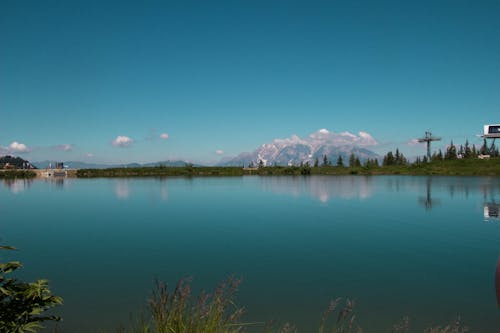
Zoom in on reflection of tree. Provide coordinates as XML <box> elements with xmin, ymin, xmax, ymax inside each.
<box><xmin>418</xmin><ymin>177</ymin><xmax>441</xmax><ymax>211</ymax></box>
<box><xmin>2</xmin><ymin>179</ymin><xmax>33</xmax><ymax>194</ymax></box>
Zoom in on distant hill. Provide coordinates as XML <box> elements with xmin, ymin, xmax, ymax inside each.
<box><xmin>0</xmin><ymin>155</ymin><xmax>36</xmax><ymax>169</ymax></box>
<box><xmin>219</xmin><ymin>129</ymin><xmax>380</xmax><ymax>166</ymax></box>
<box><xmin>32</xmin><ymin>160</ymin><xmax>199</xmax><ymax>169</ymax></box>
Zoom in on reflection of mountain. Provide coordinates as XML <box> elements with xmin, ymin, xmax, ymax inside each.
<box><xmin>260</xmin><ymin>176</ymin><xmax>373</xmax><ymax>202</ymax></box>
<box><xmin>114</xmin><ymin>180</ymin><xmax>130</xmax><ymax>199</ymax></box>
<box><xmin>113</xmin><ymin>179</ymin><xmax>169</xmax><ymax>201</ymax></box>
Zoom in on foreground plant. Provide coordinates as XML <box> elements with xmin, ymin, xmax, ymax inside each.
<box><xmin>139</xmin><ymin>275</ymin><xmax>246</xmax><ymax>333</ymax></box>
<box><xmin>117</xmin><ymin>277</ymin><xmax>472</xmax><ymax>333</ymax></box>
<box><xmin>319</xmin><ymin>297</ymin><xmax>361</xmax><ymax>333</ymax></box>
<box><xmin>0</xmin><ymin>245</ymin><xmax>63</xmax><ymax>333</ymax></box>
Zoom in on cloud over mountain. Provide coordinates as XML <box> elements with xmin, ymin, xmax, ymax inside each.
<box><xmin>8</xmin><ymin>141</ymin><xmax>31</xmax><ymax>153</ymax></box>
<box><xmin>220</xmin><ymin>129</ymin><xmax>379</xmax><ymax>166</ymax></box>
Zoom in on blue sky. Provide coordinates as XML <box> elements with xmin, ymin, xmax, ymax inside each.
<box><xmin>1</xmin><ymin>0</ymin><xmax>499</xmax><ymax>164</ymax></box>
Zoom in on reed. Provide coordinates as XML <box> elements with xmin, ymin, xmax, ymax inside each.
<box><xmin>113</xmin><ymin>277</ymin><xmax>470</xmax><ymax>333</ymax></box>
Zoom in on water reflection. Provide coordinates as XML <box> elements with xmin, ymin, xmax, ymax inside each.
<box><xmin>50</xmin><ymin>177</ymin><xmax>66</xmax><ymax>189</ymax></box>
<box><xmin>496</xmin><ymin>258</ymin><xmax>500</xmax><ymax>308</ymax></box>
<box><xmin>484</xmin><ymin>203</ymin><xmax>500</xmax><ymax>220</ymax></box>
<box><xmin>418</xmin><ymin>177</ymin><xmax>441</xmax><ymax>210</ymax></box>
<box><xmin>261</xmin><ymin>176</ymin><xmax>373</xmax><ymax>202</ymax></box>
<box><xmin>2</xmin><ymin>179</ymin><xmax>33</xmax><ymax>194</ymax></box>
<box><xmin>114</xmin><ymin>179</ymin><xmax>130</xmax><ymax>199</ymax></box>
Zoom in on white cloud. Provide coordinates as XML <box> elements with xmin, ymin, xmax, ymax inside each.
<box><xmin>85</xmin><ymin>153</ymin><xmax>94</xmax><ymax>158</ymax></box>
<box><xmin>215</xmin><ymin>149</ymin><xmax>224</xmax><ymax>155</ymax></box>
<box><xmin>357</xmin><ymin>131</ymin><xmax>377</xmax><ymax>146</ymax></box>
<box><xmin>308</xmin><ymin>129</ymin><xmax>378</xmax><ymax>147</ymax></box>
<box><xmin>160</xmin><ymin>133</ymin><xmax>169</xmax><ymax>140</ymax></box>
<box><xmin>408</xmin><ymin>139</ymin><xmax>420</xmax><ymax>146</ymax></box>
<box><xmin>53</xmin><ymin>144</ymin><xmax>74</xmax><ymax>151</ymax></box>
<box><xmin>9</xmin><ymin>141</ymin><xmax>31</xmax><ymax>153</ymax></box>
<box><xmin>112</xmin><ymin>136</ymin><xmax>133</xmax><ymax>147</ymax></box>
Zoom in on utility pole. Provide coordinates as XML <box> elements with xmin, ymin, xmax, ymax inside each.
<box><xmin>417</xmin><ymin>131</ymin><xmax>441</xmax><ymax>161</ymax></box>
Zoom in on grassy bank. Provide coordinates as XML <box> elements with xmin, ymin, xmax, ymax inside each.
<box><xmin>76</xmin><ymin>158</ymin><xmax>500</xmax><ymax>178</ymax></box>
<box><xmin>0</xmin><ymin>170</ymin><xmax>37</xmax><ymax>179</ymax></box>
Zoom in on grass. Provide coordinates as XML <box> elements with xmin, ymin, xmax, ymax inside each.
<box><xmin>112</xmin><ymin>277</ymin><xmax>470</xmax><ymax>333</ymax></box>
<box><xmin>115</xmin><ymin>276</ymin><xmax>246</xmax><ymax>333</ymax></box>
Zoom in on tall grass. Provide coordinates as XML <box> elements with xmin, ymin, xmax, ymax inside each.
<box><xmin>116</xmin><ymin>276</ymin><xmax>247</xmax><ymax>333</ymax></box>
<box><xmin>113</xmin><ymin>277</ymin><xmax>470</xmax><ymax>333</ymax></box>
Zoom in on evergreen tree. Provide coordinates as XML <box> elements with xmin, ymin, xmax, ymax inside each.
<box><xmin>336</xmin><ymin>155</ymin><xmax>344</xmax><ymax>167</ymax></box>
<box><xmin>349</xmin><ymin>153</ymin><xmax>356</xmax><ymax>167</ymax></box>
<box><xmin>480</xmin><ymin>139</ymin><xmax>489</xmax><ymax>155</ymax></box>
<box><xmin>464</xmin><ymin>140</ymin><xmax>472</xmax><ymax>159</ymax></box>
<box><xmin>314</xmin><ymin>157</ymin><xmax>319</xmax><ymax>167</ymax></box>
<box><xmin>437</xmin><ymin>149</ymin><xmax>443</xmax><ymax>160</ymax></box>
<box><xmin>445</xmin><ymin>141</ymin><xmax>457</xmax><ymax>160</ymax></box>
<box><xmin>383</xmin><ymin>151</ymin><xmax>395</xmax><ymax>166</ymax></box>
<box><xmin>258</xmin><ymin>159</ymin><xmax>264</xmax><ymax>168</ymax></box>
<box><xmin>471</xmin><ymin>144</ymin><xmax>478</xmax><ymax>158</ymax></box>
<box><xmin>323</xmin><ymin>155</ymin><xmax>329</xmax><ymax>166</ymax></box>
<box><xmin>458</xmin><ymin>145</ymin><xmax>464</xmax><ymax>158</ymax></box>
<box><xmin>355</xmin><ymin>157</ymin><xmax>361</xmax><ymax>167</ymax></box>
<box><xmin>394</xmin><ymin>148</ymin><xmax>407</xmax><ymax>165</ymax></box>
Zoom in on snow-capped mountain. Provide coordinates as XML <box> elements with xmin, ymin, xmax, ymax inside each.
<box><xmin>220</xmin><ymin>129</ymin><xmax>380</xmax><ymax>166</ymax></box>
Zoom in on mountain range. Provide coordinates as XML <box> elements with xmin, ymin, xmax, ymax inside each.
<box><xmin>32</xmin><ymin>160</ymin><xmax>197</xmax><ymax>169</ymax></box>
<box><xmin>12</xmin><ymin>129</ymin><xmax>381</xmax><ymax>169</ymax></box>
<box><xmin>219</xmin><ymin>129</ymin><xmax>380</xmax><ymax>166</ymax></box>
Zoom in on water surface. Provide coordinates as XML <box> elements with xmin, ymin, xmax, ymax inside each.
<box><xmin>1</xmin><ymin>176</ymin><xmax>500</xmax><ymax>332</ymax></box>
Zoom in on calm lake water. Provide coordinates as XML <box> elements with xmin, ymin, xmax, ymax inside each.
<box><xmin>1</xmin><ymin>176</ymin><xmax>500</xmax><ymax>332</ymax></box>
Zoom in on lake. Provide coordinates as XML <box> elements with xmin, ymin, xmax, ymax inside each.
<box><xmin>1</xmin><ymin>176</ymin><xmax>500</xmax><ymax>332</ymax></box>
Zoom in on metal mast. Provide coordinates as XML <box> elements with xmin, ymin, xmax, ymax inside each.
<box><xmin>417</xmin><ymin>131</ymin><xmax>441</xmax><ymax>161</ymax></box>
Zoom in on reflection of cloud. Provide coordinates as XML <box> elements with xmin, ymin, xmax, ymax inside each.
<box><xmin>261</xmin><ymin>176</ymin><xmax>373</xmax><ymax>203</ymax></box>
<box><xmin>114</xmin><ymin>180</ymin><xmax>130</xmax><ymax>199</ymax></box>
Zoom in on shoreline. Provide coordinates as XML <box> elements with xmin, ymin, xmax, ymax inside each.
<box><xmin>1</xmin><ymin>159</ymin><xmax>499</xmax><ymax>179</ymax></box>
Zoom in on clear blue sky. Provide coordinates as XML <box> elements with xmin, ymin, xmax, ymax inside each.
<box><xmin>1</xmin><ymin>0</ymin><xmax>499</xmax><ymax>164</ymax></box>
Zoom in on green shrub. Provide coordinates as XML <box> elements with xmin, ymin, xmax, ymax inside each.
<box><xmin>0</xmin><ymin>245</ymin><xmax>63</xmax><ymax>333</ymax></box>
